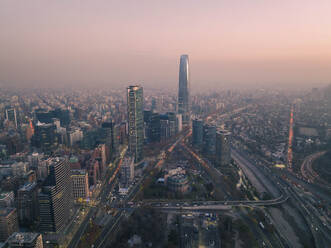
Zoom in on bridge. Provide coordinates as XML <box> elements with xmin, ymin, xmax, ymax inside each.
<box><xmin>128</xmin><ymin>194</ymin><xmax>289</xmax><ymax>212</ymax></box>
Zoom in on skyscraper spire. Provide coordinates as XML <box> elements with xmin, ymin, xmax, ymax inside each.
<box><xmin>177</xmin><ymin>54</ymin><xmax>190</xmax><ymax>124</ymax></box>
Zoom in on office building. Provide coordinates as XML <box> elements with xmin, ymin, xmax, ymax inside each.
<box><xmin>127</xmin><ymin>85</ymin><xmax>144</xmax><ymax>163</ymax></box>
<box><xmin>0</xmin><ymin>208</ymin><xmax>18</xmax><ymax>242</ymax></box>
<box><xmin>119</xmin><ymin>156</ymin><xmax>134</xmax><ymax>189</ymax></box>
<box><xmin>17</xmin><ymin>183</ymin><xmax>39</xmax><ymax>226</ymax></box>
<box><xmin>68</xmin><ymin>128</ymin><xmax>83</xmax><ymax>146</ymax></box>
<box><xmin>101</xmin><ymin>121</ymin><xmax>119</xmax><ymax>162</ymax></box>
<box><xmin>143</xmin><ymin>110</ymin><xmax>153</xmax><ymax>142</ymax></box>
<box><xmin>38</xmin><ymin>158</ymin><xmax>72</xmax><ymax>233</ymax></box>
<box><xmin>177</xmin><ymin>55</ymin><xmax>190</xmax><ymax>124</ymax></box>
<box><xmin>166</xmin><ymin>112</ymin><xmax>177</xmax><ymax>137</ymax></box>
<box><xmin>32</xmin><ymin>122</ymin><xmax>58</xmax><ymax>153</ymax></box>
<box><xmin>176</xmin><ymin>114</ymin><xmax>183</xmax><ymax>133</ymax></box>
<box><xmin>35</xmin><ymin>108</ymin><xmax>70</xmax><ymax>127</ymax></box>
<box><xmin>150</xmin><ymin>113</ymin><xmax>161</xmax><ymax>143</ymax></box>
<box><xmin>167</xmin><ymin>174</ymin><xmax>189</xmax><ymax>194</ymax></box>
<box><xmin>119</xmin><ymin>122</ymin><xmax>127</xmax><ymax>145</ymax></box>
<box><xmin>87</xmin><ymin>159</ymin><xmax>99</xmax><ymax>186</ymax></box>
<box><xmin>6</xmin><ymin>232</ymin><xmax>43</xmax><ymax>248</ymax></box>
<box><xmin>160</xmin><ymin>116</ymin><xmax>170</xmax><ymax>142</ymax></box>
<box><xmin>216</xmin><ymin>130</ymin><xmax>232</xmax><ymax>166</ymax></box>
<box><xmin>192</xmin><ymin>119</ymin><xmax>203</xmax><ymax>148</ymax></box>
<box><xmin>203</xmin><ymin>124</ymin><xmax>216</xmax><ymax>155</ymax></box>
<box><xmin>71</xmin><ymin>170</ymin><xmax>89</xmax><ymax>200</ymax></box>
<box><xmin>5</xmin><ymin>108</ymin><xmax>18</xmax><ymax>129</ymax></box>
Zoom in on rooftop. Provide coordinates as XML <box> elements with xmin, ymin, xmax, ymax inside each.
<box><xmin>7</xmin><ymin>232</ymin><xmax>41</xmax><ymax>244</ymax></box>
<box><xmin>71</xmin><ymin>169</ymin><xmax>87</xmax><ymax>176</ymax></box>
<box><xmin>19</xmin><ymin>182</ymin><xmax>37</xmax><ymax>192</ymax></box>
<box><xmin>0</xmin><ymin>207</ymin><xmax>15</xmax><ymax>217</ymax></box>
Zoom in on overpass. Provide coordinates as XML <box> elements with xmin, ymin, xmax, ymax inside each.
<box><xmin>134</xmin><ymin>194</ymin><xmax>289</xmax><ymax>212</ymax></box>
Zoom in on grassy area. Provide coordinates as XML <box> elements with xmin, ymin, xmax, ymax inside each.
<box><xmin>77</xmin><ymin>221</ymin><xmax>102</xmax><ymax>248</ymax></box>
<box><xmin>313</xmin><ymin>150</ymin><xmax>331</xmax><ymax>181</ymax></box>
<box><xmin>107</xmin><ymin>208</ymin><xmax>167</xmax><ymax>248</ymax></box>
<box><xmin>233</xmin><ymin>219</ymin><xmax>258</xmax><ymax>248</ymax></box>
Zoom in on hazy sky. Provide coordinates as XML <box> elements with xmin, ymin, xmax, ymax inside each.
<box><xmin>1</xmin><ymin>0</ymin><xmax>331</xmax><ymax>90</ymax></box>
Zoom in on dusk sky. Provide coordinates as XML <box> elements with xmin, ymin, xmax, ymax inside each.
<box><xmin>1</xmin><ymin>0</ymin><xmax>331</xmax><ymax>90</ymax></box>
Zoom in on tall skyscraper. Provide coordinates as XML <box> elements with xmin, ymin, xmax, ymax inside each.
<box><xmin>127</xmin><ymin>85</ymin><xmax>144</xmax><ymax>163</ymax></box>
<box><xmin>38</xmin><ymin>158</ymin><xmax>73</xmax><ymax>232</ymax></box>
<box><xmin>178</xmin><ymin>54</ymin><xmax>190</xmax><ymax>124</ymax></box>
<box><xmin>216</xmin><ymin>130</ymin><xmax>232</xmax><ymax>166</ymax></box>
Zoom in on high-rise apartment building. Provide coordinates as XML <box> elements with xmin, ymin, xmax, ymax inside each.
<box><xmin>216</xmin><ymin>130</ymin><xmax>232</xmax><ymax>166</ymax></box>
<box><xmin>127</xmin><ymin>85</ymin><xmax>144</xmax><ymax>163</ymax></box>
<box><xmin>178</xmin><ymin>55</ymin><xmax>190</xmax><ymax>124</ymax></box>
<box><xmin>38</xmin><ymin>158</ymin><xmax>72</xmax><ymax>233</ymax></box>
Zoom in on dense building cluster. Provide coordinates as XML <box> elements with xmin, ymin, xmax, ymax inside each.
<box><xmin>192</xmin><ymin>118</ymin><xmax>232</xmax><ymax>167</ymax></box>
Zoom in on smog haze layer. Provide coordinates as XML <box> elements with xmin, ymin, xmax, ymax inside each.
<box><xmin>1</xmin><ymin>0</ymin><xmax>331</xmax><ymax>90</ymax></box>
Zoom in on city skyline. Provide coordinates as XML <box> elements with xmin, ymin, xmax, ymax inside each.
<box><xmin>1</xmin><ymin>1</ymin><xmax>331</xmax><ymax>90</ymax></box>
<box><xmin>0</xmin><ymin>1</ymin><xmax>331</xmax><ymax>247</ymax></box>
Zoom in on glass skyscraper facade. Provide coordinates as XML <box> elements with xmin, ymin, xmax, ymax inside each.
<box><xmin>38</xmin><ymin>157</ymin><xmax>73</xmax><ymax>232</ymax></box>
<box><xmin>177</xmin><ymin>54</ymin><xmax>190</xmax><ymax>124</ymax></box>
<box><xmin>192</xmin><ymin>118</ymin><xmax>203</xmax><ymax>148</ymax></box>
<box><xmin>216</xmin><ymin>130</ymin><xmax>232</xmax><ymax>166</ymax></box>
<box><xmin>127</xmin><ymin>85</ymin><xmax>144</xmax><ymax>163</ymax></box>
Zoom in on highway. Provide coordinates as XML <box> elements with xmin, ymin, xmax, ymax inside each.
<box><xmin>287</xmin><ymin>107</ymin><xmax>294</xmax><ymax>171</ymax></box>
<box><xmin>148</xmin><ymin>195</ymin><xmax>288</xmax><ymax>212</ymax></box>
<box><xmin>231</xmin><ymin>149</ymin><xmax>282</xmax><ymax>197</ymax></box>
<box><xmin>232</xmin><ymin>148</ymin><xmax>331</xmax><ymax>248</ymax></box>
<box><xmin>300</xmin><ymin>151</ymin><xmax>331</xmax><ymax>189</ymax></box>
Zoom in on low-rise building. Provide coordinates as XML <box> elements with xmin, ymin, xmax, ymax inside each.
<box><xmin>5</xmin><ymin>232</ymin><xmax>43</xmax><ymax>248</ymax></box>
<box><xmin>71</xmin><ymin>170</ymin><xmax>89</xmax><ymax>200</ymax></box>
